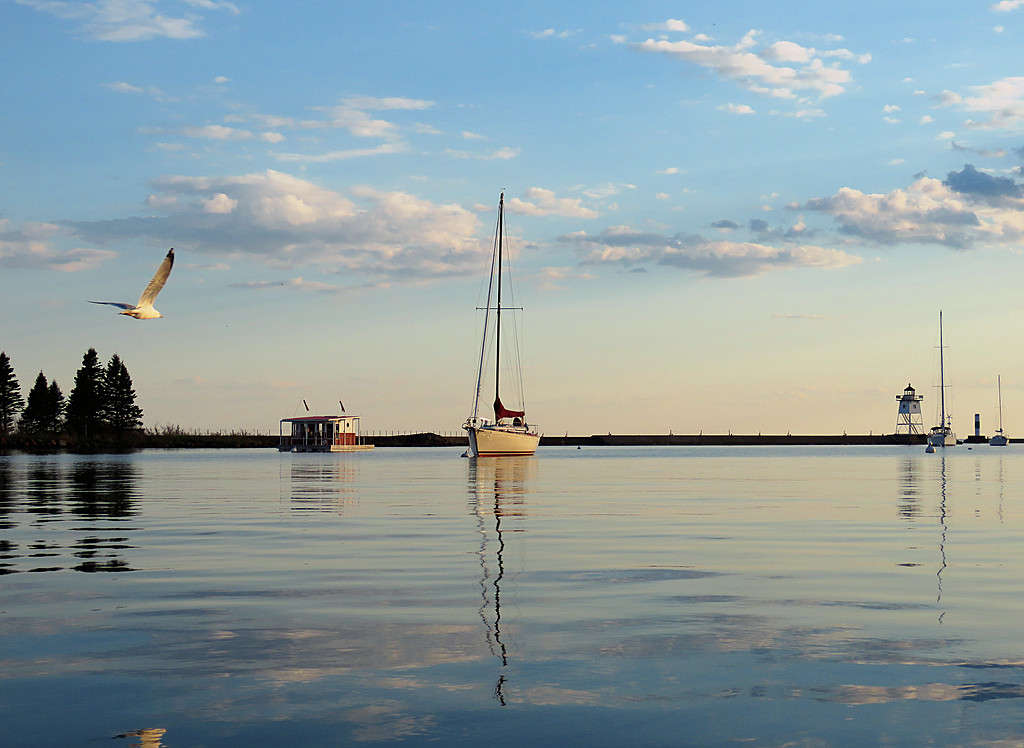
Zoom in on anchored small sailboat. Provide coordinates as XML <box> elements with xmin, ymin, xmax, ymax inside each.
<box><xmin>990</xmin><ymin>375</ymin><xmax>1009</xmax><ymax>446</ymax></box>
<box><xmin>927</xmin><ymin>311</ymin><xmax>957</xmax><ymax>450</ymax></box>
<box><xmin>464</xmin><ymin>193</ymin><xmax>540</xmax><ymax>457</ymax></box>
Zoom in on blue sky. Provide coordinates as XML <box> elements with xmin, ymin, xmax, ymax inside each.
<box><xmin>3</xmin><ymin>0</ymin><xmax>1024</xmax><ymax>435</ymax></box>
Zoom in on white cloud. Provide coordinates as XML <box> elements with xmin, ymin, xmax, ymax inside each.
<box><xmin>461</xmin><ymin>130</ymin><xmax>486</xmax><ymax>140</ymax></box>
<box><xmin>273</xmin><ymin>142</ymin><xmax>407</xmax><ymax>163</ymax></box>
<box><xmin>888</xmin><ymin>158</ymin><xmax>905</xmax><ymax>165</ymax></box>
<box><xmin>232</xmin><ymin>276</ymin><xmax>344</xmax><ymax>294</ymax></box>
<box><xmin>883</xmin><ymin>104</ymin><xmax>901</xmax><ymax>113</ymax></box>
<box><xmin>213</xmin><ymin>75</ymin><xmax>230</xmax><ymax>84</ymax></box>
<box><xmin>260</xmin><ymin>131</ymin><xmax>285</xmax><ymax>143</ymax></box>
<box><xmin>802</xmin><ymin>175</ymin><xmax>1024</xmax><ymax>249</ymax></box>
<box><xmin>412</xmin><ymin>123</ymin><xmax>442</xmax><ymax>135</ymax></box>
<box><xmin>643</xmin><ymin>18</ymin><xmax>689</xmax><ymax>32</ymax></box>
<box><xmin>182</xmin><ymin>0</ymin><xmax>239</xmax><ymax>14</ymax></box>
<box><xmin>183</xmin><ymin>124</ymin><xmax>253</xmax><ymax>140</ymax></box>
<box><xmin>994</xmin><ymin>25</ymin><xmax>1005</xmax><ymax>32</ymax></box>
<box><xmin>561</xmin><ymin>225</ymin><xmax>861</xmax><ymax>277</ymax></box>
<box><xmin>719</xmin><ymin>102</ymin><xmax>756</xmax><ymax>115</ymax></box>
<box><xmin>883</xmin><ymin>116</ymin><xmax>901</xmax><ymax>124</ymax></box>
<box><xmin>657</xmin><ymin>167</ymin><xmax>680</xmax><ymax>175</ymax></box>
<box><xmin>992</xmin><ymin>0</ymin><xmax>1024</xmax><ymax>11</ymax></box>
<box><xmin>67</xmin><ymin>170</ymin><xmax>490</xmax><ymax>284</ymax></box>
<box><xmin>506</xmin><ymin>187</ymin><xmax>598</xmax><ymax>218</ymax></box>
<box><xmin>632</xmin><ymin>30</ymin><xmax>868</xmax><ymax>104</ymax></box>
<box><xmin>937</xmin><ymin>130</ymin><xmax>956</xmax><ymax>140</ymax></box>
<box><xmin>913</xmin><ymin>89</ymin><xmax>926</xmax><ymax>96</ymax></box>
<box><xmin>202</xmin><ymin>193</ymin><xmax>237</xmax><ymax>214</ymax></box>
<box><xmin>17</xmin><ymin>0</ymin><xmax>206</xmax><ymax>41</ymax></box>
<box><xmin>444</xmin><ymin>146</ymin><xmax>520</xmax><ymax>160</ymax></box>
<box><xmin>0</xmin><ymin>220</ymin><xmax>116</xmax><ymax>272</ymax></box>
<box><xmin>103</xmin><ymin>80</ymin><xmax>169</xmax><ymax>100</ymax></box>
<box><xmin>529</xmin><ymin>28</ymin><xmax>578</xmax><ymax>39</ymax></box>
<box><xmin>535</xmin><ymin>266</ymin><xmax>594</xmax><ymax>290</ymax></box>
<box><xmin>655</xmin><ymin>192</ymin><xmax>670</xmax><ymax>200</ymax></box>
<box><xmin>920</xmin><ymin>115</ymin><xmax>934</xmax><ymax>124</ymax></box>
<box><xmin>936</xmin><ymin>76</ymin><xmax>1024</xmax><ymax>130</ymax></box>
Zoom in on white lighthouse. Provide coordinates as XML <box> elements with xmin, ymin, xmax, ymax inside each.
<box><xmin>896</xmin><ymin>383</ymin><xmax>924</xmax><ymax>435</ymax></box>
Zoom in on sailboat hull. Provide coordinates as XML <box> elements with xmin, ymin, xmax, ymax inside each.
<box><xmin>927</xmin><ymin>429</ymin><xmax>957</xmax><ymax>447</ymax></box>
<box><xmin>990</xmin><ymin>433</ymin><xmax>1009</xmax><ymax>446</ymax></box>
<box><xmin>466</xmin><ymin>426</ymin><xmax>540</xmax><ymax>457</ymax></box>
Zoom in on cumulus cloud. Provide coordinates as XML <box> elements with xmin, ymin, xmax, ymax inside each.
<box><xmin>943</xmin><ymin>163</ymin><xmax>1021</xmax><ymax>197</ymax></box>
<box><xmin>0</xmin><ymin>220</ymin><xmax>116</xmax><ymax>272</ymax></box>
<box><xmin>102</xmin><ymin>80</ymin><xmax>170</xmax><ymax>101</ymax></box>
<box><xmin>992</xmin><ymin>0</ymin><xmax>1024</xmax><ymax>11</ymax></box>
<box><xmin>183</xmin><ymin>124</ymin><xmax>254</xmax><ymax>140</ymax></box>
<box><xmin>802</xmin><ymin>172</ymin><xmax>1024</xmax><ymax>248</ymax></box>
<box><xmin>65</xmin><ymin>170</ymin><xmax>490</xmax><ymax>284</ymax></box>
<box><xmin>506</xmin><ymin>188</ymin><xmax>598</xmax><ymax>218</ymax></box>
<box><xmin>642</xmin><ymin>18</ymin><xmax>689</xmax><ymax>32</ymax></box>
<box><xmin>630</xmin><ymin>29</ymin><xmax>869</xmax><ymax>105</ymax></box>
<box><xmin>558</xmin><ymin>225</ymin><xmax>860</xmax><ymax>278</ymax></box>
<box><xmin>657</xmin><ymin>167</ymin><xmax>680</xmax><ymax>175</ymax></box>
<box><xmin>936</xmin><ymin>76</ymin><xmax>1024</xmax><ymax>130</ymax></box>
<box><xmin>920</xmin><ymin>115</ymin><xmax>934</xmax><ymax>124</ymax></box>
<box><xmin>535</xmin><ymin>266</ymin><xmax>594</xmax><ymax>290</ymax></box>
<box><xmin>17</xmin><ymin>0</ymin><xmax>208</xmax><ymax>41</ymax></box>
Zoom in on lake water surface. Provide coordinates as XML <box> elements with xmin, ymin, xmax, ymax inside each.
<box><xmin>2</xmin><ymin>446</ymin><xmax>1024</xmax><ymax>746</ymax></box>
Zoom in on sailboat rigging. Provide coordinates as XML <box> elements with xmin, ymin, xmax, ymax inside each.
<box><xmin>990</xmin><ymin>375</ymin><xmax>1009</xmax><ymax>446</ymax></box>
<box><xmin>464</xmin><ymin>193</ymin><xmax>540</xmax><ymax>457</ymax></box>
<box><xmin>927</xmin><ymin>310</ymin><xmax>957</xmax><ymax>449</ymax></box>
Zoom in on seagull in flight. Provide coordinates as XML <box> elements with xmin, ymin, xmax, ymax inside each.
<box><xmin>90</xmin><ymin>248</ymin><xmax>174</xmax><ymax>319</ymax></box>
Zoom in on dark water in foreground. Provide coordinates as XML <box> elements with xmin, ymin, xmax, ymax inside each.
<box><xmin>2</xmin><ymin>446</ymin><xmax>1023</xmax><ymax>746</ymax></box>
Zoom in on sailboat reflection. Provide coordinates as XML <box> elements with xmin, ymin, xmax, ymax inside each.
<box><xmin>467</xmin><ymin>456</ymin><xmax>535</xmax><ymax>706</ymax></box>
<box><xmin>936</xmin><ymin>456</ymin><xmax>948</xmax><ymax>624</ymax></box>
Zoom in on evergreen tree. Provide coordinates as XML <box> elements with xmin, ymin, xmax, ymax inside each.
<box><xmin>66</xmin><ymin>348</ymin><xmax>105</xmax><ymax>439</ymax></box>
<box><xmin>103</xmin><ymin>354</ymin><xmax>143</xmax><ymax>432</ymax></box>
<box><xmin>0</xmin><ymin>351</ymin><xmax>24</xmax><ymax>437</ymax></box>
<box><xmin>46</xmin><ymin>380</ymin><xmax>65</xmax><ymax>433</ymax></box>
<box><xmin>18</xmin><ymin>372</ymin><xmax>50</xmax><ymax>435</ymax></box>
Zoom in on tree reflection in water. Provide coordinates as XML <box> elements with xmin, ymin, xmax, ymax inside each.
<box><xmin>467</xmin><ymin>456</ymin><xmax>535</xmax><ymax>707</ymax></box>
<box><xmin>0</xmin><ymin>456</ymin><xmax>139</xmax><ymax>573</ymax></box>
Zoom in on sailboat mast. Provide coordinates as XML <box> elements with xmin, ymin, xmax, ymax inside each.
<box><xmin>998</xmin><ymin>375</ymin><xmax>1004</xmax><ymax>433</ymax></box>
<box><xmin>471</xmin><ymin>198</ymin><xmax>501</xmax><ymax>423</ymax></box>
<box><xmin>495</xmin><ymin>192</ymin><xmax>503</xmax><ymax>407</ymax></box>
<box><xmin>939</xmin><ymin>310</ymin><xmax>946</xmax><ymax>430</ymax></box>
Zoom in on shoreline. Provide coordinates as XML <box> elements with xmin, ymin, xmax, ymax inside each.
<box><xmin>3</xmin><ymin>432</ymin><xmax>1012</xmax><ymax>452</ymax></box>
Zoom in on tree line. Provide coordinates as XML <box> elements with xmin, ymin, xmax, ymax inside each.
<box><xmin>0</xmin><ymin>348</ymin><xmax>143</xmax><ymax>445</ymax></box>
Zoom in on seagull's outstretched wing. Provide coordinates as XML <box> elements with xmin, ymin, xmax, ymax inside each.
<box><xmin>137</xmin><ymin>248</ymin><xmax>174</xmax><ymax>307</ymax></box>
<box><xmin>89</xmin><ymin>301</ymin><xmax>135</xmax><ymax>310</ymax></box>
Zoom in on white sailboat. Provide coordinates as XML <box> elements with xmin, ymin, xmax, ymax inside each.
<box><xmin>927</xmin><ymin>310</ymin><xmax>957</xmax><ymax>449</ymax></box>
<box><xmin>990</xmin><ymin>375</ymin><xmax>1009</xmax><ymax>446</ymax></box>
<box><xmin>464</xmin><ymin>193</ymin><xmax>540</xmax><ymax>457</ymax></box>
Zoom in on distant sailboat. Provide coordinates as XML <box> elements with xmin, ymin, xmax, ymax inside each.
<box><xmin>990</xmin><ymin>375</ymin><xmax>1009</xmax><ymax>446</ymax></box>
<box><xmin>927</xmin><ymin>311</ymin><xmax>957</xmax><ymax>449</ymax></box>
<box><xmin>463</xmin><ymin>193</ymin><xmax>540</xmax><ymax>457</ymax></box>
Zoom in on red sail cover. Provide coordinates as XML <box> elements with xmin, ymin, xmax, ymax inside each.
<box><xmin>494</xmin><ymin>396</ymin><xmax>525</xmax><ymax>421</ymax></box>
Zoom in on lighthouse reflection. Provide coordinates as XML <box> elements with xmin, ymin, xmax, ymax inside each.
<box><xmin>467</xmin><ymin>456</ymin><xmax>535</xmax><ymax>706</ymax></box>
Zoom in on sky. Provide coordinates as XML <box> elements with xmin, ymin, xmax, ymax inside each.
<box><xmin>3</xmin><ymin>0</ymin><xmax>1024</xmax><ymax>436</ymax></box>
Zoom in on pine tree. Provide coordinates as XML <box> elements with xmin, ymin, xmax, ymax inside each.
<box><xmin>66</xmin><ymin>348</ymin><xmax>105</xmax><ymax>439</ymax></box>
<box><xmin>104</xmin><ymin>354</ymin><xmax>143</xmax><ymax>432</ymax></box>
<box><xmin>18</xmin><ymin>372</ymin><xmax>50</xmax><ymax>435</ymax></box>
<box><xmin>0</xmin><ymin>351</ymin><xmax>24</xmax><ymax>437</ymax></box>
<box><xmin>46</xmin><ymin>380</ymin><xmax>65</xmax><ymax>433</ymax></box>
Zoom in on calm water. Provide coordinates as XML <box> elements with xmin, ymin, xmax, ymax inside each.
<box><xmin>2</xmin><ymin>446</ymin><xmax>1024</xmax><ymax>746</ymax></box>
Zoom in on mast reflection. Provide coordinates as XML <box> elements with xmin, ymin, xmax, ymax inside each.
<box><xmin>467</xmin><ymin>456</ymin><xmax>535</xmax><ymax>707</ymax></box>
<box><xmin>936</xmin><ymin>456</ymin><xmax>948</xmax><ymax>624</ymax></box>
